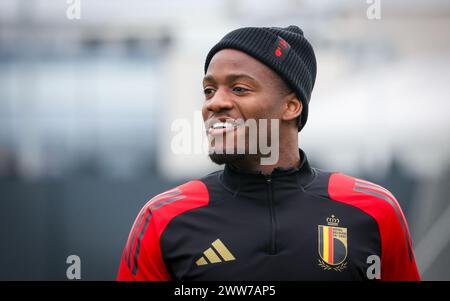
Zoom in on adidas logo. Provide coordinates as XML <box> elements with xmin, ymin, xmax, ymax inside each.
<box><xmin>195</xmin><ymin>239</ymin><xmax>236</xmax><ymax>266</ymax></box>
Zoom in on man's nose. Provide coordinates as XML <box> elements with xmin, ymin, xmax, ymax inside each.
<box><xmin>205</xmin><ymin>88</ymin><xmax>234</xmax><ymax>113</ymax></box>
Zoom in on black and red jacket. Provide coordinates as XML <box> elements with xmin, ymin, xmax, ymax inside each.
<box><xmin>117</xmin><ymin>149</ymin><xmax>420</xmax><ymax>281</ymax></box>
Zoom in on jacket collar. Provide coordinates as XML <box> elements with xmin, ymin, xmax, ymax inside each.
<box><xmin>219</xmin><ymin>148</ymin><xmax>316</xmax><ymax>195</ymax></box>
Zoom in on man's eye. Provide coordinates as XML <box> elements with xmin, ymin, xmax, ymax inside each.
<box><xmin>203</xmin><ymin>88</ymin><xmax>215</xmax><ymax>96</ymax></box>
<box><xmin>233</xmin><ymin>86</ymin><xmax>248</xmax><ymax>93</ymax></box>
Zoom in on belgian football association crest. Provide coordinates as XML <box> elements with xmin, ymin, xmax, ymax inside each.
<box><xmin>318</xmin><ymin>215</ymin><xmax>348</xmax><ymax>272</ymax></box>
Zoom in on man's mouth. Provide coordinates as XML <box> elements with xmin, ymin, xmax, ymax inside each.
<box><xmin>208</xmin><ymin>121</ymin><xmax>236</xmax><ymax>136</ymax></box>
<box><xmin>206</xmin><ymin>119</ymin><xmax>243</xmax><ymax>136</ymax></box>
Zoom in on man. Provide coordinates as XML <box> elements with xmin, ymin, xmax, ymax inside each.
<box><xmin>117</xmin><ymin>26</ymin><xmax>420</xmax><ymax>280</ymax></box>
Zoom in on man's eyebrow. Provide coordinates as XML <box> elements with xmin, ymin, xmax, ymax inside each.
<box><xmin>203</xmin><ymin>75</ymin><xmax>216</xmax><ymax>85</ymax></box>
<box><xmin>203</xmin><ymin>74</ymin><xmax>258</xmax><ymax>85</ymax></box>
<box><xmin>226</xmin><ymin>74</ymin><xmax>258</xmax><ymax>84</ymax></box>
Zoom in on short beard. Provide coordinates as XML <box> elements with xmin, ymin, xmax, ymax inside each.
<box><xmin>208</xmin><ymin>153</ymin><xmax>246</xmax><ymax>165</ymax></box>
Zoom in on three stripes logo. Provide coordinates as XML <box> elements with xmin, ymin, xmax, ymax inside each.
<box><xmin>196</xmin><ymin>239</ymin><xmax>236</xmax><ymax>266</ymax></box>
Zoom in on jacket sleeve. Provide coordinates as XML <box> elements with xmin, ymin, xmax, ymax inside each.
<box><xmin>116</xmin><ymin>180</ymin><xmax>210</xmax><ymax>281</ymax></box>
<box><xmin>116</xmin><ymin>200</ymin><xmax>172</xmax><ymax>281</ymax></box>
<box><xmin>377</xmin><ymin>194</ymin><xmax>420</xmax><ymax>281</ymax></box>
<box><xmin>354</xmin><ymin>179</ymin><xmax>420</xmax><ymax>280</ymax></box>
<box><xmin>328</xmin><ymin>173</ymin><xmax>421</xmax><ymax>281</ymax></box>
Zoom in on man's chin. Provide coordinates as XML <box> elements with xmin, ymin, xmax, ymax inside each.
<box><xmin>208</xmin><ymin>153</ymin><xmax>246</xmax><ymax>165</ymax></box>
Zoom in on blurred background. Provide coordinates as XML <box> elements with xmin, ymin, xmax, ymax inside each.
<box><xmin>0</xmin><ymin>0</ymin><xmax>449</xmax><ymax>280</ymax></box>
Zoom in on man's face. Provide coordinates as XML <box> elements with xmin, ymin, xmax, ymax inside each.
<box><xmin>202</xmin><ymin>49</ymin><xmax>290</xmax><ymax>165</ymax></box>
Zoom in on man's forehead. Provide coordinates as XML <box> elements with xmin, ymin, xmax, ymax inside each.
<box><xmin>203</xmin><ymin>73</ymin><xmax>257</xmax><ymax>85</ymax></box>
<box><xmin>205</xmin><ymin>49</ymin><xmax>276</xmax><ymax>82</ymax></box>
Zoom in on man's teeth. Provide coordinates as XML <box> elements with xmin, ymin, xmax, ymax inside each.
<box><xmin>212</xmin><ymin>122</ymin><xmax>234</xmax><ymax>129</ymax></box>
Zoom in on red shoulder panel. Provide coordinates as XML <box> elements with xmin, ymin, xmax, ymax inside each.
<box><xmin>117</xmin><ymin>180</ymin><xmax>210</xmax><ymax>281</ymax></box>
<box><xmin>328</xmin><ymin>173</ymin><xmax>420</xmax><ymax>281</ymax></box>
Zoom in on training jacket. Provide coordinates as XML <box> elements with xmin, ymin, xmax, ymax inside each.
<box><xmin>117</xmin><ymin>149</ymin><xmax>420</xmax><ymax>281</ymax></box>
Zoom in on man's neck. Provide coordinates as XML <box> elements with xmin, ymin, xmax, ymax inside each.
<box><xmin>230</xmin><ymin>136</ymin><xmax>300</xmax><ymax>175</ymax></box>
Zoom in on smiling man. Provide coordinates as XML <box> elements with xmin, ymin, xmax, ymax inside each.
<box><xmin>117</xmin><ymin>26</ymin><xmax>420</xmax><ymax>281</ymax></box>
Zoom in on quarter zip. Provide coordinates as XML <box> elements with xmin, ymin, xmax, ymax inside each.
<box><xmin>265</xmin><ymin>176</ymin><xmax>277</xmax><ymax>255</ymax></box>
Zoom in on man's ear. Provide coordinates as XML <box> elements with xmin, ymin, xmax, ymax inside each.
<box><xmin>282</xmin><ymin>92</ymin><xmax>302</xmax><ymax>122</ymax></box>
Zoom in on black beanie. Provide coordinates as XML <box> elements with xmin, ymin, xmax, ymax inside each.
<box><xmin>204</xmin><ymin>25</ymin><xmax>317</xmax><ymax>131</ymax></box>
